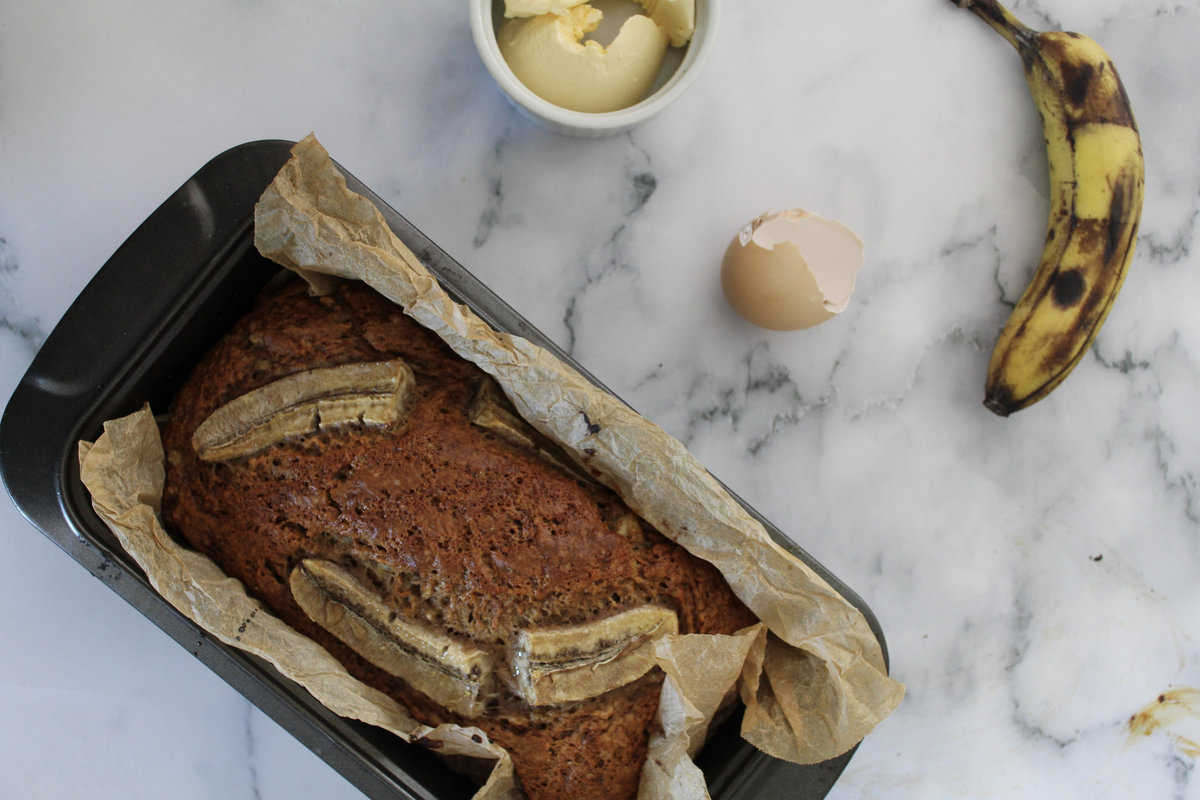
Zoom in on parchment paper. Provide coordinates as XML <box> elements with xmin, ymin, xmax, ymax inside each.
<box><xmin>80</xmin><ymin>134</ymin><xmax>903</xmax><ymax>799</ymax></box>
<box><xmin>79</xmin><ymin>411</ymin><xmax>522</xmax><ymax>799</ymax></box>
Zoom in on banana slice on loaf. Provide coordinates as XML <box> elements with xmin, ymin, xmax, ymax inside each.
<box><xmin>510</xmin><ymin>606</ymin><xmax>678</xmax><ymax>706</ymax></box>
<box><xmin>193</xmin><ymin>360</ymin><xmax>414</xmax><ymax>461</ymax></box>
<box><xmin>291</xmin><ymin>559</ymin><xmax>495</xmax><ymax>718</ymax></box>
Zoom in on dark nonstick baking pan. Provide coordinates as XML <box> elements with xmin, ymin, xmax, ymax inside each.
<box><xmin>0</xmin><ymin>140</ymin><xmax>889</xmax><ymax>800</ymax></box>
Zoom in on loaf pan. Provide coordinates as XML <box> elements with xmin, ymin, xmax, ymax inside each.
<box><xmin>0</xmin><ymin>140</ymin><xmax>889</xmax><ymax>800</ymax></box>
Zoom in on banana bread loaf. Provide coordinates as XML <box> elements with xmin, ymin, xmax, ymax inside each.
<box><xmin>160</xmin><ymin>279</ymin><xmax>757</xmax><ymax>799</ymax></box>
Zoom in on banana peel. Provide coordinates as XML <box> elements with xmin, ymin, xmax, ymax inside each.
<box><xmin>952</xmin><ymin>0</ymin><xmax>1145</xmax><ymax>416</ymax></box>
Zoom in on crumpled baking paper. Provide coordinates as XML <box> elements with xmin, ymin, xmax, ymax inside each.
<box><xmin>79</xmin><ymin>134</ymin><xmax>903</xmax><ymax>800</ymax></box>
<box><xmin>79</xmin><ymin>411</ymin><xmax>522</xmax><ymax>798</ymax></box>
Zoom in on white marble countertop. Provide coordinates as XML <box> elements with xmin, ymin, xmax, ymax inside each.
<box><xmin>2</xmin><ymin>1</ymin><xmax>1198</xmax><ymax>797</ymax></box>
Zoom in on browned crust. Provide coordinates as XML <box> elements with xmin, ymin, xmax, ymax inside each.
<box><xmin>160</xmin><ymin>279</ymin><xmax>756</xmax><ymax>800</ymax></box>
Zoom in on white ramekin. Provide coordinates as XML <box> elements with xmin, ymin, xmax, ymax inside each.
<box><xmin>469</xmin><ymin>0</ymin><xmax>719</xmax><ymax>137</ymax></box>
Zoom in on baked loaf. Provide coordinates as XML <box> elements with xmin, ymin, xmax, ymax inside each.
<box><xmin>161</xmin><ymin>279</ymin><xmax>757</xmax><ymax>799</ymax></box>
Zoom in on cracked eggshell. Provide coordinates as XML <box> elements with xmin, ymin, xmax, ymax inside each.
<box><xmin>498</xmin><ymin>5</ymin><xmax>668</xmax><ymax>113</ymax></box>
<box><xmin>721</xmin><ymin>209</ymin><xmax>864</xmax><ymax>331</ymax></box>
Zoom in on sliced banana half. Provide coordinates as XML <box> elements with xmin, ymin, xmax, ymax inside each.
<box><xmin>509</xmin><ymin>605</ymin><xmax>678</xmax><ymax>706</ymax></box>
<box><xmin>290</xmin><ymin>559</ymin><xmax>495</xmax><ymax>718</ymax></box>
<box><xmin>294</xmin><ymin>559</ymin><xmax>678</xmax><ymax>712</ymax></box>
<box><xmin>192</xmin><ymin>360</ymin><xmax>414</xmax><ymax>461</ymax></box>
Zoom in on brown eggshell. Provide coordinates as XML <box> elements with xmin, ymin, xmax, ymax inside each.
<box><xmin>720</xmin><ymin>210</ymin><xmax>863</xmax><ymax>331</ymax></box>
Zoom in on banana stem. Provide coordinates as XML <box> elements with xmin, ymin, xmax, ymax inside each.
<box><xmin>952</xmin><ymin>0</ymin><xmax>1037</xmax><ymax>52</ymax></box>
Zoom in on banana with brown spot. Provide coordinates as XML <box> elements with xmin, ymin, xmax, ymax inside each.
<box><xmin>952</xmin><ymin>0</ymin><xmax>1145</xmax><ymax>416</ymax></box>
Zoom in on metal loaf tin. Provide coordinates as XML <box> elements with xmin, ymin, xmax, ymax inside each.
<box><xmin>0</xmin><ymin>141</ymin><xmax>888</xmax><ymax>800</ymax></box>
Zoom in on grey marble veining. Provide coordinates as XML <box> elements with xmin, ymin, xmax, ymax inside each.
<box><xmin>1</xmin><ymin>0</ymin><xmax>1198</xmax><ymax>798</ymax></box>
<box><xmin>0</xmin><ymin>238</ymin><xmax>45</xmax><ymax>356</ymax></box>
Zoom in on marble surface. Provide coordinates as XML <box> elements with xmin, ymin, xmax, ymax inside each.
<box><xmin>2</xmin><ymin>0</ymin><xmax>1198</xmax><ymax>797</ymax></box>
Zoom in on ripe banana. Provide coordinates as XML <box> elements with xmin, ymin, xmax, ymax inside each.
<box><xmin>952</xmin><ymin>0</ymin><xmax>1145</xmax><ymax>416</ymax></box>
